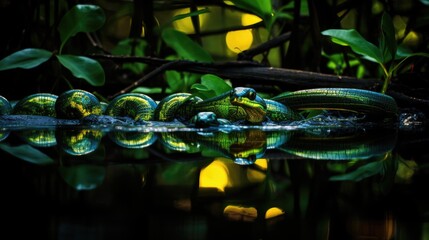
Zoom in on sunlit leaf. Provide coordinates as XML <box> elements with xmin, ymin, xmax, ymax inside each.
<box><xmin>56</xmin><ymin>55</ymin><xmax>105</xmax><ymax>86</ymax></box>
<box><xmin>58</xmin><ymin>4</ymin><xmax>105</xmax><ymax>52</ymax></box>
<box><xmin>322</xmin><ymin>29</ymin><xmax>383</xmax><ymax>63</ymax></box>
<box><xmin>0</xmin><ymin>48</ymin><xmax>52</xmax><ymax>71</ymax></box>
<box><xmin>59</xmin><ymin>165</ymin><xmax>105</xmax><ymax>190</ymax></box>
<box><xmin>161</xmin><ymin>28</ymin><xmax>213</xmax><ymax>62</ymax></box>
<box><xmin>379</xmin><ymin>12</ymin><xmax>396</xmax><ymax>63</ymax></box>
<box><xmin>0</xmin><ymin>143</ymin><xmax>54</xmax><ymax>165</ymax></box>
<box><xmin>230</xmin><ymin>0</ymin><xmax>273</xmax><ymax>26</ymax></box>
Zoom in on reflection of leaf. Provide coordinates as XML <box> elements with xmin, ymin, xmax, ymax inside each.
<box><xmin>0</xmin><ymin>143</ymin><xmax>54</xmax><ymax>165</ymax></box>
<box><xmin>329</xmin><ymin>161</ymin><xmax>384</xmax><ymax>181</ymax></box>
<box><xmin>56</xmin><ymin>55</ymin><xmax>105</xmax><ymax>86</ymax></box>
<box><xmin>0</xmin><ymin>48</ymin><xmax>52</xmax><ymax>71</ymax></box>
<box><xmin>160</xmin><ymin>163</ymin><xmax>198</xmax><ymax>186</ymax></box>
<box><xmin>59</xmin><ymin>165</ymin><xmax>105</xmax><ymax>190</ymax></box>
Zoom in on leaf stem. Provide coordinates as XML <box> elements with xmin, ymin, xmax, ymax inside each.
<box><xmin>380</xmin><ymin>63</ymin><xmax>390</xmax><ymax>94</ymax></box>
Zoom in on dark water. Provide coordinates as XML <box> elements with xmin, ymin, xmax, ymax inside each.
<box><xmin>1</xmin><ymin>117</ymin><xmax>428</xmax><ymax>240</ymax></box>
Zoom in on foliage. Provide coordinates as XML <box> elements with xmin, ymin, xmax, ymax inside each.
<box><xmin>0</xmin><ymin>143</ymin><xmax>54</xmax><ymax>165</ymax></box>
<box><xmin>111</xmin><ymin>38</ymin><xmax>148</xmax><ymax>75</ymax></box>
<box><xmin>0</xmin><ymin>4</ymin><xmax>105</xmax><ymax>86</ymax></box>
<box><xmin>0</xmin><ymin>0</ymin><xmax>428</xmax><ymax>102</ymax></box>
<box><xmin>322</xmin><ymin>12</ymin><xmax>429</xmax><ymax>93</ymax></box>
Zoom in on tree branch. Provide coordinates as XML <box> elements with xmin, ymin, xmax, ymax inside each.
<box><xmin>92</xmin><ymin>54</ymin><xmax>382</xmax><ymax>96</ymax></box>
<box><xmin>94</xmin><ymin>55</ymin><xmax>429</xmax><ymax>111</ymax></box>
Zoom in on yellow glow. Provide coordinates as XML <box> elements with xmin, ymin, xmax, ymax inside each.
<box><xmin>254</xmin><ymin>158</ymin><xmax>268</xmax><ymax>170</ymax></box>
<box><xmin>403</xmin><ymin>31</ymin><xmax>420</xmax><ymax>47</ymax></box>
<box><xmin>224</xmin><ymin>205</ymin><xmax>258</xmax><ymax>221</ymax></box>
<box><xmin>199</xmin><ymin>160</ymin><xmax>229</xmax><ymax>192</ymax></box>
<box><xmin>226</xmin><ymin>30</ymin><xmax>253</xmax><ymax>53</ymax></box>
<box><xmin>172</xmin><ymin>8</ymin><xmax>207</xmax><ymax>34</ymax></box>
<box><xmin>241</xmin><ymin>13</ymin><xmax>262</xmax><ymax>26</ymax></box>
<box><xmin>247</xmin><ymin>159</ymin><xmax>268</xmax><ymax>183</ymax></box>
<box><xmin>265</xmin><ymin>207</ymin><xmax>285</xmax><ymax>219</ymax></box>
<box><xmin>371</xmin><ymin>0</ymin><xmax>384</xmax><ymax>14</ymax></box>
<box><xmin>393</xmin><ymin>15</ymin><xmax>407</xmax><ymax>39</ymax></box>
<box><xmin>247</xmin><ymin>168</ymin><xmax>266</xmax><ymax>183</ymax></box>
<box><xmin>223</xmin><ymin>1</ymin><xmax>234</xmax><ymax>6</ymax></box>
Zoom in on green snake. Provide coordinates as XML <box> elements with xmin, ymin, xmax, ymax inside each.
<box><xmin>0</xmin><ymin>87</ymin><xmax>398</xmax><ymax>125</ymax></box>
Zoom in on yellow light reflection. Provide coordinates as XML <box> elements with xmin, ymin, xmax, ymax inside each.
<box><xmin>254</xmin><ymin>158</ymin><xmax>268</xmax><ymax>170</ymax></box>
<box><xmin>241</xmin><ymin>13</ymin><xmax>262</xmax><ymax>26</ymax></box>
<box><xmin>247</xmin><ymin>159</ymin><xmax>268</xmax><ymax>183</ymax></box>
<box><xmin>226</xmin><ymin>29</ymin><xmax>253</xmax><ymax>53</ymax></box>
<box><xmin>199</xmin><ymin>159</ymin><xmax>229</xmax><ymax>192</ymax></box>
<box><xmin>265</xmin><ymin>207</ymin><xmax>285</xmax><ymax>219</ymax></box>
<box><xmin>224</xmin><ymin>205</ymin><xmax>258</xmax><ymax>222</ymax></box>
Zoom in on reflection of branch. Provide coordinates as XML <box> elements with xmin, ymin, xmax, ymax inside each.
<box><xmin>387</xmin><ymin>90</ymin><xmax>429</xmax><ymax>110</ymax></box>
<box><xmin>91</xmin><ymin>54</ymin><xmax>381</xmax><ymax>99</ymax></box>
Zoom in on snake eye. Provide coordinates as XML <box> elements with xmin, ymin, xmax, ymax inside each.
<box><xmin>247</xmin><ymin>90</ymin><xmax>256</xmax><ymax>100</ymax></box>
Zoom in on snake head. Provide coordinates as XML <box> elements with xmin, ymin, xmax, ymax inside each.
<box><xmin>230</xmin><ymin>87</ymin><xmax>267</xmax><ymax>123</ymax></box>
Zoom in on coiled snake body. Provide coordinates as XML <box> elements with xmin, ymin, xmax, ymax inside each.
<box><xmin>0</xmin><ymin>87</ymin><xmax>398</xmax><ymax>126</ymax></box>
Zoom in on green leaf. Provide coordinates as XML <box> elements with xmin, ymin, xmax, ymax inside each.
<box><xmin>161</xmin><ymin>28</ymin><xmax>213</xmax><ymax>62</ymax></box>
<box><xmin>190</xmin><ymin>74</ymin><xmax>232</xmax><ymax>99</ymax></box>
<box><xmin>395</xmin><ymin>44</ymin><xmax>414</xmax><ymax>59</ymax></box>
<box><xmin>190</xmin><ymin>83</ymin><xmax>217</xmax><ymax>99</ymax></box>
<box><xmin>165</xmin><ymin>70</ymin><xmax>185</xmax><ymax>92</ymax></box>
<box><xmin>56</xmin><ymin>55</ymin><xmax>105</xmax><ymax>86</ymax></box>
<box><xmin>58</xmin><ymin>4</ymin><xmax>106</xmax><ymax>53</ymax></box>
<box><xmin>0</xmin><ymin>143</ymin><xmax>54</xmax><ymax>165</ymax></box>
<box><xmin>200</xmin><ymin>74</ymin><xmax>232</xmax><ymax>95</ymax></box>
<box><xmin>111</xmin><ymin>38</ymin><xmax>148</xmax><ymax>74</ymax></box>
<box><xmin>230</xmin><ymin>0</ymin><xmax>273</xmax><ymax>26</ymax></box>
<box><xmin>322</xmin><ymin>29</ymin><xmax>383</xmax><ymax>63</ymax></box>
<box><xmin>379</xmin><ymin>12</ymin><xmax>396</xmax><ymax>63</ymax></box>
<box><xmin>0</xmin><ymin>48</ymin><xmax>52</xmax><ymax>71</ymax></box>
